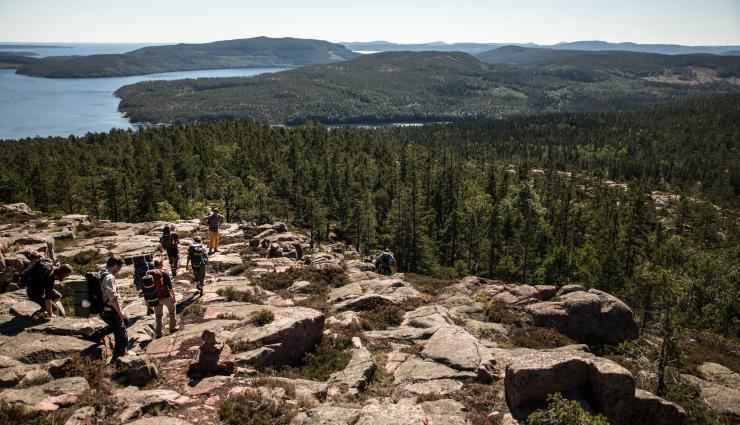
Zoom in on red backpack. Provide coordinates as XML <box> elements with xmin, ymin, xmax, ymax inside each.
<box><xmin>146</xmin><ymin>269</ymin><xmax>170</xmax><ymax>299</ymax></box>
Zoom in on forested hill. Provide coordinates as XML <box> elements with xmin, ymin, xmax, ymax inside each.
<box><xmin>114</xmin><ymin>50</ymin><xmax>740</xmax><ymax>125</ymax></box>
<box><xmin>14</xmin><ymin>37</ymin><xmax>360</xmax><ymax>78</ymax></box>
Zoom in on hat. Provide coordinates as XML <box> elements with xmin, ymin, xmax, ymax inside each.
<box><xmin>194</xmin><ymin>236</ymin><xmax>202</xmax><ymax>242</ymax></box>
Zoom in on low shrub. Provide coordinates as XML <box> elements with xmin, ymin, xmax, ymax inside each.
<box><xmin>526</xmin><ymin>393</ymin><xmax>608</xmax><ymax>425</ymax></box>
<box><xmin>253</xmin><ymin>268</ymin><xmax>347</xmax><ymax>292</ymax></box>
<box><xmin>404</xmin><ymin>273</ymin><xmax>455</xmax><ymax>297</ymax></box>
<box><xmin>251</xmin><ymin>309</ymin><xmax>275</xmax><ymax>326</ymax></box>
<box><xmin>219</xmin><ymin>389</ymin><xmax>297</xmax><ymax>425</ymax></box>
<box><xmin>484</xmin><ymin>300</ymin><xmax>523</xmax><ymax>325</ymax></box>
<box><xmin>217</xmin><ymin>287</ymin><xmax>263</xmax><ymax>304</ymax></box>
<box><xmin>282</xmin><ymin>325</ymin><xmax>356</xmax><ymax>381</ymax></box>
<box><xmin>358</xmin><ymin>301</ymin><xmax>404</xmax><ymax>331</ymax></box>
<box><xmin>510</xmin><ymin>327</ymin><xmax>575</xmax><ymax>349</ymax></box>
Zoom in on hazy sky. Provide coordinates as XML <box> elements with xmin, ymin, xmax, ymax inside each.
<box><xmin>1</xmin><ymin>0</ymin><xmax>739</xmax><ymax>45</ymax></box>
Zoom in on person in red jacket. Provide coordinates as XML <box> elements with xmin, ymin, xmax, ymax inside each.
<box><xmin>147</xmin><ymin>259</ymin><xmax>179</xmax><ymax>338</ymax></box>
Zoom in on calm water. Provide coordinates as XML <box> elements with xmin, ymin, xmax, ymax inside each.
<box><xmin>0</xmin><ymin>43</ymin><xmax>286</xmax><ymax>140</ymax></box>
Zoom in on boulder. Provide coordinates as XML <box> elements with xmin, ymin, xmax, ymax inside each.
<box><xmin>116</xmin><ymin>354</ymin><xmax>159</xmax><ymax>387</ymax></box>
<box><xmin>203</xmin><ymin>303</ymin><xmax>324</xmax><ymax>367</ymax></box>
<box><xmin>327</xmin><ymin>347</ymin><xmax>376</xmax><ymax>394</ymax></box>
<box><xmin>525</xmin><ymin>288</ymin><xmax>638</xmax><ymax>345</ymax></box>
<box><xmin>0</xmin><ymin>333</ymin><xmax>97</xmax><ymax>364</ymax></box>
<box><xmin>402</xmin><ymin>305</ymin><xmax>456</xmax><ymax>329</ymax></box>
<box><xmin>681</xmin><ymin>372</ymin><xmax>740</xmax><ymax>422</ymax></box>
<box><xmin>145</xmin><ymin>319</ymin><xmax>241</xmax><ymax>359</ymax></box>
<box><xmin>631</xmin><ymin>388</ymin><xmax>686</xmax><ymax>425</ymax></box>
<box><xmin>420</xmin><ymin>325</ymin><xmax>496</xmax><ymax>381</ymax></box>
<box><xmin>0</xmin><ymin>377</ymin><xmax>89</xmax><ymax>412</ymax></box>
<box><xmin>329</xmin><ymin>275</ymin><xmax>423</xmax><ymax>311</ymax></box>
<box><xmin>393</xmin><ymin>355</ymin><xmax>476</xmax><ymax>384</ymax></box>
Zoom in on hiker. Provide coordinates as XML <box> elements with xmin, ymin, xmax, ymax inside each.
<box><xmin>148</xmin><ymin>260</ymin><xmax>179</xmax><ymax>338</ymax></box>
<box><xmin>204</xmin><ymin>207</ymin><xmax>225</xmax><ymax>254</ymax></box>
<box><xmin>160</xmin><ymin>223</ymin><xmax>180</xmax><ymax>277</ymax></box>
<box><xmin>186</xmin><ymin>236</ymin><xmax>209</xmax><ymax>296</ymax></box>
<box><xmin>260</xmin><ymin>239</ymin><xmax>270</xmax><ymax>258</ymax></box>
<box><xmin>21</xmin><ymin>257</ymin><xmax>72</xmax><ymax>319</ymax></box>
<box><xmin>99</xmin><ymin>255</ymin><xmax>129</xmax><ymax>360</ymax></box>
<box><xmin>375</xmin><ymin>248</ymin><xmax>396</xmax><ymax>276</ymax></box>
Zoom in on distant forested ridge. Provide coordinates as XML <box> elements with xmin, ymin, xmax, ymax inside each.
<box><xmin>0</xmin><ymin>52</ymin><xmax>39</xmax><ymax>69</ymax></box>
<box><xmin>0</xmin><ymin>95</ymin><xmax>737</xmax><ymax>339</ymax></box>
<box><xmin>114</xmin><ymin>50</ymin><xmax>740</xmax><ymax>125</ymax></box>
<box><xmin>14</xmin><ymin>37</ymin><xmax>359</xmax><ymax>78</ymax></box>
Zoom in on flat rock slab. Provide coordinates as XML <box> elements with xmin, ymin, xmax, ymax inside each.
<box><xmin>328</xmin><ymin>347</ymin><xmax>376</xmax><ymax>393</ymax></box>
<box><xmin>0</xmin><ymin>377</ymin><xmax>88</xmax><ymax>411</ymax></box>
<box><xmin>293</xmin><ymin>398</ymin><xmax>467</xmax><ymax>425</ymax></box>
<box><xmin>393</xmin><ymin>355</ymin><xmax>476</xmax><ymax>384</ymax></box>
<box><xmin>329</xmin><ymin>276</ymin><xmax>423</xmax><ymax>311</ymax></box>
<box><xmin>26</xmin><ymin>317</ymin><xmax>108</xmax><ymax>338</ymax></box>
<box><xmin>127</xmin><ymin>418</ymin><xmax>195</xmax><ymax>425</ymax></box>
<box><xmin>402</xmin><ymin>379</ymin><xmax>464</xmax><ymax>396</ymax></box>
<box><xmin>116</xmin><ymin>386</ymin><xmax>191</xmax><ymax>422</ymax></box>
<box><xmin>0</xmin><ymin>332</ymin><xmax>97</xmax><ymax>364</ymax></box>
<box><xmin>402</xmin><ymin>305</ymin><xmax>456</xmax><ymax>329</ymax></box>
<box><xmin>421</xmin><ymin>325</ymin><xmax>493</xmax><ymax>372</ymax></box>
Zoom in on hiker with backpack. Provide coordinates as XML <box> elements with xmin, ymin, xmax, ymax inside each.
<box><xmin>21</xmin><ymin>258</ymin><xmax>73</xmax><ymax>319</ymax></box>
<box><xmin>97</xmin><ymin>256</ymin><xmax>129</xmax><ymax>360</ymax></box>
<box><xmin>204</xmin><ymin>207</ymin><xmax>225</xmax><ymax>254</ymax></box>
<box><xmin>375</xmin><ymin>248</ymin><xmax>396</xmax><ymax>276</ymax></box>
<box><xmin>186</xmin><ymin>236</ymin><xmax>209</xmax><ymax>296</ymax></box>
<box><xmin>144</xmin><ymin>259</ymin><xmax>179</xmax><ymax>338</ymax></box>
<box><xmin>160</xmin><ymin>224</ymin><xmax>180</xmax><ymax>277</ymax></box>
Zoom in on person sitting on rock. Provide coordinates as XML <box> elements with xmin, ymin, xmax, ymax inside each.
<box><xmin>21</xmin><ymin>257</ymin><xmax>72</xmax><ymax>319</ymax></box>
<box><xmin>148</xmin><ymin>259</ymin><xmax>179</xmax><ymax>338</ymax></box>
<box><xmin>375</xmin><ymin>248</ymin><xmax>396</xmax><ymax>276</ymax></box>
<box><xmin>160</xmin><ymin>223</ymin><xmax>180</xmax><ymax>277</ymax></box>
<box><xmin>204</xmin><ymin>207</ymin><xmax>225</xmax><ymax>254</ymax></box>
<box><xmin>99</xmin><ymin>255</ymin><xmax>129</xmax><ymax>361</ymax></box>
<box><xmin>186</xmin><ymin>236</ymin><xmax>209</xmax><ymax>296</ymax></box>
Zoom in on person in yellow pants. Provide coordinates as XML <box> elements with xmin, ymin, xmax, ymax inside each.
<box><xmin>205</xmin><ymin>207</ymin><xmax>225</xmax><ymax>254</ymax></box>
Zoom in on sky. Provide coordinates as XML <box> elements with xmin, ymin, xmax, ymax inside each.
<box><xmin>1</xmin><ymin>0</ymin><xmax>739</xmax><ymax>45</ymax></box>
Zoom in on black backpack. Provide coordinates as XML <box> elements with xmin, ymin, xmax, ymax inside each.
<box><xmin>190</xmin><ymin>244</ymin><xmax>206</xmax><ymax>269</ymax></box>
<box><xmin>160</xmin><ymin>226</ymin><xmax>172</xmax><ymax>249</ymax></box>
<box><xmin>20</xmin><ymin>257</ymin><xmax>54</xmax><ymax>288</ymax></box>
<box><xmin>85</xmin><ymin>270</ymin><xmax>109</xmax><ymax>314</ymax></box>
<box><xmin>140</xmin><ymin>275</ymin><xmax>159</xmax><ymax>306</ymax></box>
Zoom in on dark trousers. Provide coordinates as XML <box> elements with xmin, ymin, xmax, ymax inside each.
<box><xmin>99</xmin><ymin>311</ymin><xmax>128</xmax><ymax>359</ymax></box>
<box><xmin>167</xmin><ymin>252</ymin><xmax>179</xmax><ymax>276</ymax></box>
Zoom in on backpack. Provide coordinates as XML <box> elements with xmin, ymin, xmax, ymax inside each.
<box><xmin>140</xmin><ymin>275</ymin><xmax>160</xmax><ymax>306</ymax></box>
<box><xmin>160</xmin><ymin>226</ymin><xmax>172</xmax><ymax>249</ymax></box>
<box><xmin>20</xmin><ymin>257</ymin><xmax>54</xmax><ymax>289</ymax></box>
<box><xmin>380</xmin><ymin>253</ymin><xmax>395</xmax><ymax>267</ymax></box>
<box><xmin>147</xmin><ymin>269</ymin><xmax>170</xmax><ymax>299</ymax></box>
<box><xmin>85</xmin><ymin>270</ymin><xmax>109</xmax><ymax>315</ymax></box>
<box><xmin>190</xmin><ymin>243</ymin><xmax>207</xmax><ymax>269</ymax></box>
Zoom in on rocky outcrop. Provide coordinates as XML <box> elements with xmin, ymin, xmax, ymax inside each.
<box><xmin>420</xmin><ymin>325</ymin><xmax>497</xmax><ymax>382</ymax></box>
<box><xmin>504</xmin><ymin>348</ymin><xmax>685</xmax><ymax>425</ymax></box>
<box><xmin>327</xmin><ymin>346</ymin><xmax>376</xmax><ymax>395</ymax></box>
<box><xmin>0</xmin><ymin>333</ymin><xmax>97</xmax><ymax>364</ymax></box>
<box><xmin>681</xmin><ymin>362</ymin><xmax>740</xmax><ymax>422</ymax></box>
<box><xmin>329</xmin><ymin>275</ymin><xmax>423</xmax><ymax>312</ymax></box>
<box><xmin>0</xmin><ymin>377</ymin><xmax>89</xmax><ymax>411</ymax></box>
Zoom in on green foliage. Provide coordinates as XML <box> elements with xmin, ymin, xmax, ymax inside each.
<box><xmin>219</xmin><ymin>389</ymin><xmax>297</xmax><ymax>425</ymax></box>
<box><xmin>282</xmin><ymin>325</ymin><xmax>356</xmax><ymax>381</ymax></box>
<box><xmin>154</xmin><ymin>201</ymin><xmax>180</xmax><ymax>222</ymax></box>
<box><xmin>526</xmin><ymin>393</ymin><xmax>609</xmax><ymax>425</ymax></box>
<box><xmin>250</xmin><ymin>309</ymin><xmax>274</xmax><ymax>326</ymax></box>
<box><xmin>113</xmin><ymin>51</ymin><xmax>740</xmax><ymax>126</ymax></box>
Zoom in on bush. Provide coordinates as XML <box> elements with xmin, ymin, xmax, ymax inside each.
<box><xmin>358</xmin><ymin>301</ymin><xmax>404</xmax><ymax>331</ymax></box>
<box><xmin>526</xmin><ymin>393</ymin><xmax>608</xmax><ymax>425</ymax></box>
<box><xmin>251</xmin><ymin>309</ymin><xmax>274</xmax><ymax>326</ymax></box>
<box><xmin>510</xmin><ymin>327</ymin><xmax>575</xmax><ymax>349</ymax></box>
<box><xmin>484</xmin><ymin>300</ymin><xmax>523</xmax><ymax>325</ymax></box>
<box><xmin>66</xmin><ymin>248</ymin><xmax>106</xmax><ymax>271</ymax></box>
<box><xmin>253</xmin><ymin>268</ymin><xmax>347</xmax><ymax>292</ymax></box>
<box><xmin>282</xmin><ymin>325</ymin><xmax>356</xmax><ymax>381</ymax></box>
<box><xmin>217</xmin><ymin>287</ymin><xmax>263</xmax><ymax>304</ymax></box>
<box><xmin>219</xmin><ymin>389</ymin><xmax>297</xmax><ymax>425</ymax></box>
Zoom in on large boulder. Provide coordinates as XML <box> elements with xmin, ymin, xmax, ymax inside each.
<box><xmin>329</xmin><ymin>275</ymin><xmax>422</xmax><ymax>312</ymax></box>
<box><xmin>631</xmin><ymin>388</ymin><xmax>686</xmax><ymax>425</ymax></box>
<box><xmin>525</xmin><ymin>288</ymin><xmax>638</xmax><ymax>345</ymax></box>
<box><xmin>420</xmin><ymin>325</ymin><xmax>496</xmax><ymax>382</ymax></box>
<box><xmin>504</xmin><ymin>348</ymin><xmax>683</xmax><ymax>425</ymax></box>
<box><xmin>205</xmin><ymin>303</ymin><xmax>324</xmax><ymax>367</ymax></box>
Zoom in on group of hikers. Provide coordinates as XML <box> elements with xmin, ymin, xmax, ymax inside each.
<box><xmin>17</xmin><ymin>207</ymin><xmax>399</xmax><ymax>362</ymax></box>
<box><xmin>19</xmin><ymin>208</ymin><xmax>225</xmax><ymax>360</ymax></box>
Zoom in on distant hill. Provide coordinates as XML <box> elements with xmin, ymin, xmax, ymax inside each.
<box><xmin>476</xmin><ymin>45</ymin><xmax>740</xmax><ymax>77</ymax></box>
<box><xmin>342</xmin><ymin>40</ymin><xmax>740</xmax><ymax>56</ymax></box>
<box><xmin>15</xmin><ymin>37</ymin><xmax>360</xmax><ymax>78</ymax></box>
<box><xmin>115</xmin><ymin>50</ymin><xmax>740</xmax><ymax>125</ymax></box>
<box><xmin>0</xmin><ymin>52</ymin><xmax>39</xmax><ymax>69</ymax></box>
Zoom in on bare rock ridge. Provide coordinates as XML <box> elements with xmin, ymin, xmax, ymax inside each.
<box><xmin>0</xmin><ymin>202</ymin><xmax>727</xmax><ymax>424</ymax></box>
